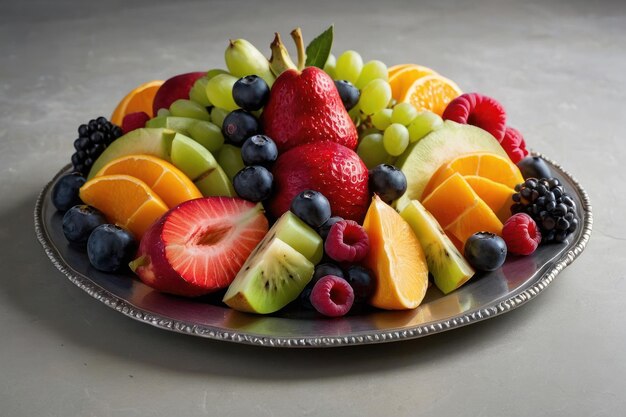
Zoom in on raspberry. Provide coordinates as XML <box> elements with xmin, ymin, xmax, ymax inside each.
<box><xmin>503</xmin><ymin>213</ymin><xmax>542</xmax><ymax>255</ymax></box>
<box><xmin>501</xmin><ymin>127</ymin><xmax>529</xmax><ymax>164</ymax></box>
<box><xmin>310</xmin><ymin>275</ymin><xmax>354</xmax><ymax>317</ymax></box>
<box><xmin>324</xmin><ymin>220</ymin><xmax>369</xmax><ymax>263</ymax></box>
<box><xmin>442</xmin><ymin>93</ymin><xmax>507</xmax><ymax>141</ymax></box>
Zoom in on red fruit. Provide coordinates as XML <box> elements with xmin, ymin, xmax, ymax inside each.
<box><xmin>269</xmin><ymin>142</ymin><xmax>369</xmax><ymax>222</ymax></box>
<box><xmin>261</xmin><ymin>67</ymin><xmax>358</xmax><ymax>153</ymax></box>
<box><xmin>121</xmin><ymin>111</ymin><xmax>150</xmax><ymax>134</ymax></box>
<box><xmin>152</xmin><ymin>71</ymin><xmax>206</xmax><ymax>115</ymax></box>
<box><xmin>501</xmin><ymin>127</ymin><xmax>529</xmax><ymax>164</ymax></box>
<box><xmin>310</xmin><ymin>275</ymin><xmax>355</xmax><ymax>317</ymax></box>
<box><xmin>324</xmin><ymin>220</ymin><xmax>369</xmax><ymax>263</ymax></box>
<box><xmin>442</xmin><ymin>93</ymin><xmax>507</xmax><ymax>141</ymax></box>
<box><xmin>502</xmin><ymin>213</ymin><xmax>541</xmax><ymax>255</ymax></box>
<box><xmin>132</xmin><ymin>197</ymin><xmax>268</xmax><ymax>297</ymax></box>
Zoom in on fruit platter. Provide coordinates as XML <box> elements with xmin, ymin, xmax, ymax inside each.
<box><xmin>35</xmin><ymin>27</ymin><xmax>592</xmax><ymax>347</ymax></box>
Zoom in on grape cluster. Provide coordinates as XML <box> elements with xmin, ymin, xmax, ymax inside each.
<box><xmin>511</xmin><ymin>178</ymin><xmax>579</xmax><ymax>243</ymax></box>
<box><xmin>71</xmin><ymin>117</ymin><xmax>122</xmax><ymax>175</ymax></box>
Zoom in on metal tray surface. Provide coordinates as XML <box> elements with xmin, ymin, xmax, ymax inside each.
<box><xmin>35</xmin><ymin>154</ymin><xmax>592</xmax><ymax>347</ymax></box>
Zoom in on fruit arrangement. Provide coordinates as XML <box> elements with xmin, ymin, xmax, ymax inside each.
<box><xmin>51</xmin><ymin>26</ymin><xmax>581</xmax><ymax>318</ymax></box>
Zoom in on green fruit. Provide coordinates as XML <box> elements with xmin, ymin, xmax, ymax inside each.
<box><xmin>188</xmin><ymin>77</ymin><xmax>212</xmax><ymax>107</ymax></box>
<box><xmin>394</xmin><ymin>121</ymin><xmax>508</xmax><ymax>210</ymax></box>
<box><xmin>261</xmin><ymin>211</ymin><xmax>323</xmax><ymax>264</ymax></box>
<box><xmin>223</xmin><ymin>238</ymin><xmax>314</xmax><ymax>314</ymax></box>
<box><xmin>217</xmin><ymin>144</ymin><xmax>245</xmax><ymax>182</ymax></box>
<box><xmin>225</xmin><ymin>39</ymin><xmax>275</xmax><ymax>87</ymax></box>
<box><xmin>146</xmin><ymin>117</ymin><xmax>224</xmax><ymax>153</ymax></box>
<box><xmin>169</xmin><ymin>99</ymin><xmax>211</xmax><ymax>121</ymax></box>
<box><xmin>400</xmin><ymin>200</ymin><xmax>475</xmax><ymax>294</ymax></box>
<box><xmin>206</xmin><ymin>74</ymin><xmax>239</xmax><ymax>111</ymax></box>
<box><xmin>210</xmin><ymin>107</ymin><xmax>230</xmax><ymax>129</ymax></box>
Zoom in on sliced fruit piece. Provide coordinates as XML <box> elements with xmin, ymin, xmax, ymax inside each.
<box><xmin>400</xmin><ymin>200</ymin><xmax>475</xmax><ymax>295</ymax></box>
<box><xmin>422</xmin><ymin>173</ymin><xmax>480</xmax><ymax>229</ymax></box>
<box><xmin>389</xmin><ymin>65</ymin><xmax>437</xmax><ymax>100</ymax></box>
<box><xmin>223</xmin><ymin>238</ymin><xmax>314</xmax><ymax>314</ymax></box>
<box><xmin>152</xmin><ymin>72</ymin><xmax>207</xmax><ymax>116</ymax></box>
<box><xmin>110</xmin><ymin>80</ymin><xmax>164</xmax><ymax>126</ymax></box>
<box><xmin>79</xmin><ymin>174</ymin><xmax>169</xmax><ymax>239</ymax></box>
<box><xmin>388</xmin><ymin>63</ymin><xmax>419</xmax><ymax>77</ymax></box>
<box><xmin>94</xmin><ymin>154</ymin><xmax>202</xmax><ymax>209</ymax></box>
<box><xmin>445</xmin><ymin>199</ymin><xmax>504</xmax><ymax>249</ymax></box>
<box><xmin>394</xmin><ymin>121</ymin><xmax>508</xmax><ymax>209</ymax></box>
<box><xmin>400</xmin><ymin>74</ymin><xmax>462</xmax><ymax>116</ymax></box>
<box><xmin>423</xmin><ymin>152</ymin><xmax>524</xmax><ymax>197</ymax></box>
<box><xmin>131</xmin><ymin>197</ymin><xmax>268</xmax><ymax>297</ymax></box>
<box><xmin>464</xmin><ymin>176</ymin><xmax>514</xmax><ymax>222</ymax></box>
<box><xmin>217</xmin><ymin>144</ymin><xmax>245</xmax><ymax>182</ymax></box>
<box><xmin>362</xmin><ymin>195</ymin><xmax>428</xmax><ymax>310</ymax></box>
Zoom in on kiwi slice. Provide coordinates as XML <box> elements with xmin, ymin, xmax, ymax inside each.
<box><xmin>400</xmin><ymin>200</ymin><xmax>475</xmax><ymax>294</ymax></box>
<box><xmin>223</xmin><ymin>237</ymin><xmax>314</xmax><ymax>314</ymax></box>
<box><xmin>267</xmin><ymin>211</ymin><xmax>323</xmax><ymax>264</ymax></box>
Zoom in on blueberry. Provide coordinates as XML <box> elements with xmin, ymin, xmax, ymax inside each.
<box><xmin>87</xmin><ymin>224</ymin><xmax>137</xmax><ymax>272</ymax></box>
<box><xmin>318</xmin><ymin>216</ymin><xmax>344</xmax><ymax>240</ymax></box>
<box><xmin>222</xmin><ymin>109</ymin><xmax>259</xmax><ymax>146</ymax></box>
<box><xmin>232</xmin><ymin>75</ymin><xmax>270</xmax><ymax>111</ymax></box>
<box><xmin>62</xmin><ymin>205</ymin><xmax>107</xmax><ymax>245</ymax></box>
<box><xmin>517</xmin><ymin>156</ymin><xmax>552</xmax><ymax>180</ymax></box>
<box><xmin>334</xmin><ymin>80</ymin><xmax>360</xmax><ymax>111</ymax></box>
<box><xmin>368</xmin><ymin>164</ymin><xmax>407</xmax><ymax>204</ymax></box>
<box><xmin>52</xmin><ymin>173</ymin><xmax>86</xmax><ymax>212</ymax></box>
<box><xmin>464</xmin><ymin>232</ymin><xmax>507</xmax><ymax>272</ymax></box>
<box><xmin>233</xmin><ymin>166</ymin><xmax>273</xmax><ymax>202</ymax></box>
<box><xmin>298</xmin><ymin>286</ymin><xmax>315</xmax><ymax>310</ymax></box>
<box><xmin>290</xmin><ymin>190</ymin><xmax>331</xmax><ymax>229</ymax></box>
<box><xmin>241</xmin><ymin>135</ymin><xmax>278</xmax><ymax>166</ymax></box>
<box><xmin>345</xmin><ymin>265</ymin><xmax>376</xmax><ymax>303</ymax></box>
<box><xmin>313</xmin><ymin>262</ymin><xmax>344</xmax><ymax>282</ymax></box>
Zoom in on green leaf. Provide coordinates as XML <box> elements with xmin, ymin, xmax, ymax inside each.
<box><xmin>305</xmin><ymin>25</ymin><xmax>334</xmax><ymax>69</ymax></box>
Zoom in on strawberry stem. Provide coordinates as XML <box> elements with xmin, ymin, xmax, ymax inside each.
<box><xmin>290</xmin><ymin>28</ymin><xmax>306</xmax><ymax>71</ymax></box>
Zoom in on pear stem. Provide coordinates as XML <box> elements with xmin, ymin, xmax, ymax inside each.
<box><xmin>290</xmin><ymin>28</ymin><xmax>306</xmax><ymax>71</ymax></box>
<box><xmin>269</xmin><ymin>32</ymin><xmax>298</xmax><ymax>76</ymax></box>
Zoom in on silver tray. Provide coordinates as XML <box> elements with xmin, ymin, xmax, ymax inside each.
<box><xmin>34</xmin><ymin>154</ymin><xmax>592</xmax><ymax>348</ymax></box>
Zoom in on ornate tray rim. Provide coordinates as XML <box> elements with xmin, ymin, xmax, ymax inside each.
<box><xmin>34</xmin><ymin>153</ymin><xmax>593</xmax><ymax>348</ymax></box>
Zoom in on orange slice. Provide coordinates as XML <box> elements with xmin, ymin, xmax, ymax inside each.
<box><xmin>400</xmin><ymin>74</ymin><xmax>462</xmax><ymax>116</ymax></box>
<box><xmin>79</xmin><ymin>174</ymin><xmax>169</xmax><ymax>238</ymax></box>
<box><xmin>423</xmin><ymin>152</ymin><xmax>524</xmax><ymax>197</ymax></box>
<box><xmin>110</xmin><ymin>80</ymin><xmax>164</xmax><ymax>126</ymax></box>
<box><xmin>94</xmin><ymin>154</ymin><xmax>202</xmax><ymax>209</ymax></box>
<box><xmin>464</xmin><ymin>176</ymin><xmax>515</xmax><ymax>222</ymax></box>
<box><xmin>362</xmin><ymin>195</ymin><xmax>428</xmax><ymax>310</ymax></box>
<box><xmin>422</xmin><ymin>173</ymin><xmax>480</xmax><ymax>228</ymax></box>
<box><xmin>389</xmin><ymin>65</ymin><xmax>437</xmax><ymax>100</ymax></box>
<box><xmin>444</xmin><ymin>199</ymin><xmax>503</xmax><ymax>249</ymax></box>
<box><xmin>388</xmin><ymin>64</ymin><xmax>416</xmax><ymax>77</ymax></box>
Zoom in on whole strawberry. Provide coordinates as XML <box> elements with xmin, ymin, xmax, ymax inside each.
<box><xmin>262</xmin><ymin>67</ymin><xmax>358</xmax><ymax>153</ymax></box>
<box><xmin>269</xmin><ymin>142</ymin><xmax>369</xmax><ymax>222</ymax></box>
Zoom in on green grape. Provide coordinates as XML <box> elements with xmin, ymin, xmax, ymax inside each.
<box><xmin>356</xmin><ymin>60</ymin><xmax>388</xmax><ymax>89</ymax></box>
<box><xmin>206</xmin><ymin>74</ymin><xmax>239</xmax><ymax>111</ymax></box>
<box><xmin>357</xmin><ymin>133</ymin><xmax>394</xmax><ymax>169</ymax></box>
<box><xmin>348</xmin><ymin>104</ymin><xmax>361</xmax><ymax>125</ymax></box>
<box><xmin>408</xmin><ymin>111</ymin><xmax>444</xmax><ymax>143</ymax></box>
<box><xmin>323</xmin><ymin>53</ymin><xmax>337</xmax><ymax>78</ymax></box>
<box><xmin>335</xmin><ymin>50</ymin><xmax>363</xmax><ymax>85</ymax></box>
<box><xmin>210</xmin><ymin>107</ymin><xmax>230</xmax><ymax>129</ymax></box>
<box><xmin>225</xmin><ymin>39</ymin><xmax>275</xmax><ymax>87</ymax></box>
<box><xmin>383</xmin><ymin>123</ymin><xmax>409</xmax><ymax>156</ymax></box>
<box><xmin>206</xmin><ymin>69</ymin><xmax>229</xmax><ymax>81</ymax></box>
<box><xmin>217</xmin><ymin>144</ymin><xmax>245</xmax><ymax>181</ymax></box>
<box><xmin>359</xmin><ymin>79</ymin><xmax>392</xmax><ymax>115</ymax></box>
<box><xmin>188</xmin><ymin>121</ymin><xmax>224</xmax><ymax>153</ymax></box>
<box><xmin>156</xmin><ymin>108</ymin><xmax>171</xmax><ymax>117</ymax></box>
<box><xmin>189</xmin><ymin>77</ymin><xmax>212</xmax><ymax>107</ymax></box>
<box><xmin>371</xmin><ymin>109</ymin><xmax>393</xmax><ymax>130</ymax></box>
<box><xmin>391</xmin><ymin>102</ymin><xmax>418</xmax><ymax>126</ymax></box>
<box><xmin>169</xmin><ymin>99</ymin><xmax>211</xmax><ymax>121</ymax></box>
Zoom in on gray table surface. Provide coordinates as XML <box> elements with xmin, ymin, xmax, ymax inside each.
<box><xmin>1</xmin><ymin>0</ymin><xmax>624</xmax><ymax>416</ymax></box>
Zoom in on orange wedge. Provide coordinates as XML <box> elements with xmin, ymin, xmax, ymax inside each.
<box><xmin>422</xmin><ymin>173</ymin><xmax>480</xmax><ymax>228</ymax></box>
<box><xmin>445</xmin><ymin>199</ymin><xmax>503</xmax><ymax>249</ymax></box>
<box><xmin>79</xmin><ymin>174</ymin><xmax>169</xmax><ymax>238</ymax></box>
<box><xmin>94</xmin><ymin>154</ymin><xmax>202</xmax><ymax>209</ymax></box>
<box><xmin>362</xmin><ymin>195</ymin><xmax>428</xmax><ymax>310</ymax></box>
<box><xmin>464</xmin><ymin>176</ymin><xmax>515</xmax><ymax>222</ymax></box>
<box><xmin>389</xmin><ymin>64</ymin><xmax>437</xmax><ymax>100</ymax></box>
<box><xmin>110</xmin><ymin>80</ymin><xmax>164</xmax><ymax>126</ymax></box>
<box><xmin>400</xmin><ymin>74</ymin><xmax>462</xmax><ymax>116</ymax></box>
<box><xmin>388</xmin><ymin>64</ymin><xmax>416</xmax><ymax>77</ymax></box>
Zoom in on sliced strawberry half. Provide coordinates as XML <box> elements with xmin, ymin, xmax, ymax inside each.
<box><xmin>132</xmin><ymin>197</ymin><xmax>268</xmax><ymax>297</ymax></box>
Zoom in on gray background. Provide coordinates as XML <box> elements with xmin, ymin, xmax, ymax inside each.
<box><xmin>1</xmin><ymin>0</ymin><xmax>624</xmax><ymax>416</ymax></box>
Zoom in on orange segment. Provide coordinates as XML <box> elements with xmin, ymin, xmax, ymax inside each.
<box><xmin>422</xmin><ymin>173</ymin><xmax>480</xmax><ymax>228</ymax></box>
<box><xmin>400</xmin><ymin>74</ymin><xmax>462</xmax><ymax>116</ymax></box>
<box><xmin>362</xmin><ymin>196</ymin><xmax>428</xmax><ymax>310</ymax></box>
<box><xmin>389</xmin><ymin>65</ymin><xmax>437</xmax><ymax>100</ymax></box>
<box><xmin>444</xmin><ymin>199</ymin><xmax>503</xmax><ymax>248</ymax></box>
<box><xmin>79</xmin><ymin>174</ymin><xmax>169</xmax><ymax>238</ymax></box>
<box><xmin>388</xmin><ymin>64</ymin><xmax>416</xmax><ymax>77</ymax></box>
<box><xmin>110</xmin><ymin>80</ymin><xmax>164</xmax><ymax>126</ymax></box>
<box><xmin>94</xmin><ymin>154</ymin><xmax>202</xmax><ymax>209</ymax></box>
<box><xmin>464</xmin><ymin>176</ymin><xmax>514</xmax><ymax>222</ymax></box>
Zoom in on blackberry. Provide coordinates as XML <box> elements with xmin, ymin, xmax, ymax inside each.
<box><xmin>71</xmin><ymin>117</ymin><xmax>123</xmax><ymax>175</ymax></box>
<box><xmin>511</xmin><ymin>177</ymin><xmax>579</xmax><ymax>244</ymax></box>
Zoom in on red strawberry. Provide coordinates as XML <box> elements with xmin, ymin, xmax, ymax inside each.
<box><xmin>442</xmin><ymin>93</ymin><xmax>507</xmax><ymax>141</ymax></box>
<box><xmin>501</xmin><ymin>126</ymin><xmax>529</xmax><ymax>163</ymax></box>
<box><xmin>269</xmin><ymin>142</ymin><xmax>369</xmax><ymax>223</ymax></box>
<box><xmin>131</xmin><ymin>197</ymin><xmax>268</xmax><ymax>297</ymax></box>
<box><xmin>261</xmin><ymin>67</ymin><xmax>358</xmax><ymax>153</ymax></box>
<box><xmin>121</xmin><ymin>111</ymin><xmax>150</xmax><ymax>134</ymax></box>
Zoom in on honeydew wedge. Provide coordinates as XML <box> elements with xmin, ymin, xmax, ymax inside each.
<box><xmin>146</xmin><ymin>116</ymin><xmax>224</xmax><ymax>153</ymax></box>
